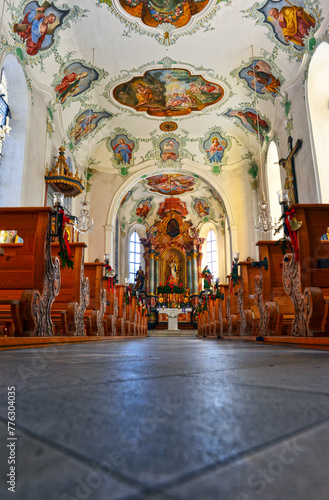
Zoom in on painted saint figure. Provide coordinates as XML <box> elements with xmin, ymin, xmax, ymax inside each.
<box><xmin>14</xmin><ymin>4</ymin><xmax>57</xmax><ymax>56</ymax></box>
<box><xmin>112</xmin><ymin>138</ymin><xmax>133</xmax><ymax>164</ymax></box>
<box><xmin>269</xmin><ymin>5</ymin><xmax>315</xmax><ymax>47</ymax></box>
<box><xmin>205</xmin><ymin>137</ymin><xmax>225</xmax><ymax>163</ymax></box>
<box><xmin>55</xmin><ymin>72</ymin><xmax>88</xmax><ymax>104</ymax></box>
<box><xmin>247</xmin><ymin>66</ymin><xmax>280</xmax><ymax>95</ymax></box>
<box><xmin>237</xmin><ymin>110</ymin><xmax>269</xmax><ymax>139</ymax></box>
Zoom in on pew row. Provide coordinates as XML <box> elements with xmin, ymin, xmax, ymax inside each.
<box><xmin>0</xmin><ymin>208</ymin><xmax>60</xmax><ymax>337</ymax></box>
<box><xmin>51</xmin><ymin>243</ymin><xmax>89</xmax><ymax>336</ymax></box>
<box><xmin>282</xmin><ymin>204</ymin><xmax>329</xmax><ymax>336</ymax></box>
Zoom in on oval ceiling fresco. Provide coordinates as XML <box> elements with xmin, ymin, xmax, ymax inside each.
<box><xmin>113</xmin><ymin>68</ymin><xmax>224</xmax><ymax>117</ymax></box>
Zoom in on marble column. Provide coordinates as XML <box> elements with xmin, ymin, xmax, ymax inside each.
<box><xmin>187</xmin><ymin>254</ymin><xmax>192</xmax><ymax>291</ymax></box>
<box><xmin>191</xmin><ymin>252</ymin><xmax>198</xmax><ymax>294</ymax></box>
<box><xmin>155</xmin><ymin>255</ymin><xmax>160</xmax><ymax>291</ymax></box>
<box><xmin>149</xmin><ymin>251</ymin><xmax>155</xmax><ymax>294</ymax></box>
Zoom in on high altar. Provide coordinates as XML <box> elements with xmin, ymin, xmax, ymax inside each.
<box><xmin>140</xmin><ymin>197</ymin><xmax>204</xmax><ymax>303</ymax></box>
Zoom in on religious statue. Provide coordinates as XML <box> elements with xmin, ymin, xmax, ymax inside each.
<box><xmin>201</xmin><ymin>265</ymin><xmax>213</xmax><ymax>289</ymax></box>
<box><xmin>134</xmin><ymin>266</ymin><xmax>145</xmax><ymax>291</ymax></box>
<box><xmin>278</xmin><ymin>138</ymin><xmax>302</xmax><ymax>205</ymax></box>
<box><xmin>167</xmin><ymin>255</ymin><xmax>180</xmax><ymax>284</ymax></box>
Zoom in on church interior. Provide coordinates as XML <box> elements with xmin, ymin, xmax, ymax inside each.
<box><xmin>1</xmin><ymin>0</ymin><xmax>329</xmax><ymax>498</ymax></box>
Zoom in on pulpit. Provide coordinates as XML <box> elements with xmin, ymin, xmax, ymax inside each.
<box><xmin>157</xmin><ymin>307</ymin><xmax>192</xmax><ymax>330</ymax></box>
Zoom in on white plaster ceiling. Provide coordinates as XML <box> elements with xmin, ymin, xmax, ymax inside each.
<box><xmin>2</xmin><ymin>0</ymin><xmax>329</xmax><ymax>219</ymax></box>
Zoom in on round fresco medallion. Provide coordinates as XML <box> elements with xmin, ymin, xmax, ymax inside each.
<box><xmin>160</xmin><ymin>121</ymin><xmax>178</xmax><ymax>132</ymax></box>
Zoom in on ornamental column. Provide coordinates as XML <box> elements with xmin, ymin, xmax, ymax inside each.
<box><xmin>149</xmin><ymin>249</ymin><xmax>155</xmax><ymax>295</ymax></box>
<box><xmin>191</xmin><ymin>252</ymin><xmax>198</xmax><ymax>294</ymax></box>
<box><xmin>155</xmin><ymin>255</ymin><xmax>160</xmax><ymax>290</ymax></box>
<box><xmin>187</xmin><ymin>254</ymin><xmax>192</xmax><ymax>291</ymax></box>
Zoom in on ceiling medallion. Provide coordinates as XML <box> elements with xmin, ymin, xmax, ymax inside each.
<box><xmin>160</xmin><ymin>121</ymin><xmax>178</xmax><ymax>132</ymax></box>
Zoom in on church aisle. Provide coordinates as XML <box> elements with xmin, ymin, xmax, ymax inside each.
<box><xmin>0</xmin><ymin>339</ymin><xmax>328</xmax><ymax>500</ymax></box>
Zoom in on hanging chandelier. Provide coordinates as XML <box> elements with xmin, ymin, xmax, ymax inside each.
<box><xmin>250</xmin><ymin>45</ymin><xmax>275</xmax><ymax>233</ymax></box>
<box><xmin>74</xmin><ymin>198</ymin><xmax>94</xmax><ymax>233</ymax></box>
<box><xmin>254</xmin><ymin>199</ymin><xmax>275</xmax><ymax>233</ymax></box>
<box><xmin>73</xmin><ymin>47</ymin><xmax>95</xmax><ymax>234</ymax></box>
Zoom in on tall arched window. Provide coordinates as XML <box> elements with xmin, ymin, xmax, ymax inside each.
<box><xmin>206</xmin><ymin>230</ymin><xmax>217</xmax><ymax>278</ymax></box>
<box><xmin>266</xmin><ymin>141</ymin><xmax>282</xmax><ymax>236</ymax></box>
<box><xmin>0</xmin><ymin>69</ymin><xmax>9</xmax><ymax>157</ymax></box>
<box><xmin>129</xmin><ymin>231</ymin><xmax>141</xmax><ymax>284</ymax></box>
<box><xmin>307</xmin><ymin>42</ymin><xmax>329</xmax><ymax>202</ymax></box>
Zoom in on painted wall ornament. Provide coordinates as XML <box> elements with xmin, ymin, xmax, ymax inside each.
<box><xmin>112</xmin><ymin>68</ymin><xmax>224</xmax><ymax>117</ymax></box>
<box><xmin>98</xmin><ymin>0</ymin><xmax>231</xmax><ymax>45</ymax></box>
<box><xmin>193</xmin><ymin>198</ymin><xmax>210</xmax><ymax>218</ymax></box>
<box><xmin>68</xmin><ymin>108</ymin><xmax>112</xmax><ymax>148</ymax></box>
<box><xmin>135</xmin><ymin>197</ymin><xmax>153</xmax><ymax>221</ymax></box>
<box><xmin>200</xmin><ymin>127</ymin><xmax>231</xmax><ymax>174</ymax></box>
<box><xmin>52</xmin><ymin>60</ymin><xmax>106</xmax><ymax>108</ymax></box>
<box><xmin>243</xmin><ymin>1</ymin><xmax>320</xmax><ymax>60</ymax></box>
<box><xmin>9</xmin><ymin>1</ymin><xmax>88</xmax><ymax>64</ymax></box>
<box><xmin>238</xmin><ymin>59</ymin><xmax>281</xmax><ymax>98</ymax></box>
<box><xmin>160</xmin><ymin>121</ymin><xmax>178</xmax><ymax>132</ymax></box>
<box><xmin>106</xmin><ymin>128</ymin><xmax>138</xmax><ymax>176</ymax></box>
<box><xmin>160</xmin><ymin>137</ymin><xmax>179</xmax><ymax>162</ymax></box>
<box><xmin>147</xmin><ymin>174</ymin><xmax>195</xmax><ymax>195</ymax></box>
<box><xmin>145</xmin><ymin>131</ymin><xmax>192</xmax><ymax>167</ymax></box>
<box><xmin>119</xmin><ymin>188</ymin><xmax>136</xmax><ymax>210</ymax></box>
<box><xmin>224</xmin><ymin>107</ymin><xmax>270</xmax><ymax>142</ymax></box>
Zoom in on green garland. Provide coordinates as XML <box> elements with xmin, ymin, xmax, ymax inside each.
<box><xmin>156</xmin><ymin>284</ymin><xmax>185</xmax><ymax>294</ymax></box>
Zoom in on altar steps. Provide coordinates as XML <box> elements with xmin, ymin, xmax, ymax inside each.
<box><xmin>148</xmin><ymin>330</ymin><xmax>198</xmax><ymax>338</ymax></box>
<box><xmin>154</xmin><ymin>322</ymin><xmax>195</xmax><ymax>330</ymax></box>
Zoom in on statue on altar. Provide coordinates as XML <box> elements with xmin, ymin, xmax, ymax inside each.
<box><xmin>166</xmin><ymin>255</ymin><xmax>180</xmax><ymax>284</ymax></box>
<box><xmin>202</xmin><ymin>265</ymin><xmax>213</xmax><ymax>289</ymax></box>
<box><xmin>134</xmin><ymin>266</ymin><xmax>145</xmax><ymax>291</ymax></box>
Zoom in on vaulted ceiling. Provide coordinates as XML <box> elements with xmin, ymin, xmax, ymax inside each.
<box><xmin>2</xmin><ymin>0</ymin><xmax>328</xmax><ymax>221</ymax></box>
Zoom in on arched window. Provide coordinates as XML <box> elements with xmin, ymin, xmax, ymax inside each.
<box><xmin>0</xmin><ymin>69</ymin><xmax>9</xmax><ymax>157</ymax></box>
<box><xmin>206</xmin><ymin>229</ymin><xmax>217</xmax><ymax>278</ymax></box>
<box><xmin>307</xmin><ymin>42</ymin><xmax>329</xmax><ymax>202</ymax></box>
<box><xmin>266</xmin><ymin>141</ymin><xmax>282</xmax><ymax>236</ymax></box>
<box><xmin>129</xmin><ymin>231</ymin><xmax>141</xmax><ymax>284</ymax></box>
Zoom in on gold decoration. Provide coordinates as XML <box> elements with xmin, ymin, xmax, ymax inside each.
<box><xmin>45</xmin><ymin>146</ymin><xmax>84</xmax><ymax>198</ymax></box>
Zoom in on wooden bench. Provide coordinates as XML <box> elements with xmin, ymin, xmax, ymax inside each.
<box><xmin>237</xmin><ymin>261</ymin><xmax>259</xmax><ymax>336</ymax></box>
<box><xmin>282</xmin><ymin>204</ymin><xmax>329</xmax><ymax>336</ymax></box>
<box><xmin>0</xmin><ymin>207</ymin><xmax>60</xmax><ymax>336</ymax></box>
<box><xmin>255</xmin><ymin>241</ymin><xmax>294</xmax><ymax>336</ymax></box>
<box><xmin>84</xmin><ymin>263</ymin><xmax>106</xmax><ymax>336</ymax></box>
<box><xmin>51</xmin><ymin>243</ymin><xmax>89</xmax><ymax>336</ymax></box>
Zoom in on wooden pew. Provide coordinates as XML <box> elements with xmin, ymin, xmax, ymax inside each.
<box><xmin>0</xmin><ymin>207</ymin><xmax>60</xmax><ymax>336</ymax></box>
<box><xmin>102</xmin><ymin>282</ymin><xmax>119</xmax><ymax>336</ymax></box>
<box><xmin>51</xmin><ymin>243</ymin><xmax>89</xmax><ymax>336</ymax></box>
<box><xmin>255</xmin><ymin>241</ymin><xmax>294</xmax><ymax>336</ymax></box>
<box><xmin>84</xmin><ymin>263</ymin><xmax>107</xmax><ymax>336</ymax></box>
<box><xmin>237</xmin><ymin>261</ymin><xmax>259</xmax><ymax>336</ymax></box>
<box><xmin>225</xmin><ymin>277</ymin><xmax>240</xmax><ymax>336</ymax></box>
<box><xmin>282</xmin><ymin>204</ymin><xmax>329</xmax><ymax>336</ymax></box>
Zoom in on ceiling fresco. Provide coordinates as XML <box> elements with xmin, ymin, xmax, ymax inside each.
<box><xmin>1</xmin><ymin>0</ymin><xmax>329</xmax><ymax>231</ymax></box>
<box><xmin>112</xmin><ymin>68</ymin><xmax>224</xmax><ymax>117</ymax></box>
<box><xmin>118</xmin><ymin>173</ymin><xmax>226</xmax><ymax>228</ymax></box>
<box><xmin>98</xmin><ymin>0</ymin><xmax>230</xmax><ymax>45</ymax></box>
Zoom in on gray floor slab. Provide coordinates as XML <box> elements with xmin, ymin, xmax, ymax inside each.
<box><xmin>0</xmin><ymin>338</ymin><xmax>328</xmax><ymax>499</ymax></box>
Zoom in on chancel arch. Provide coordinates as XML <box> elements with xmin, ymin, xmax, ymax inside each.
<box><xmin>307</xmin><ymin>42</ymin><xmax>329</xmax><ymax>202</ymax></box>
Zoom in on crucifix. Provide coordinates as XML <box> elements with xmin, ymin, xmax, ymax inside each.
<box><xmin>278</xmin><ymin>136</ymin><xmax>302</xmax><ymax>204</ymax></box>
